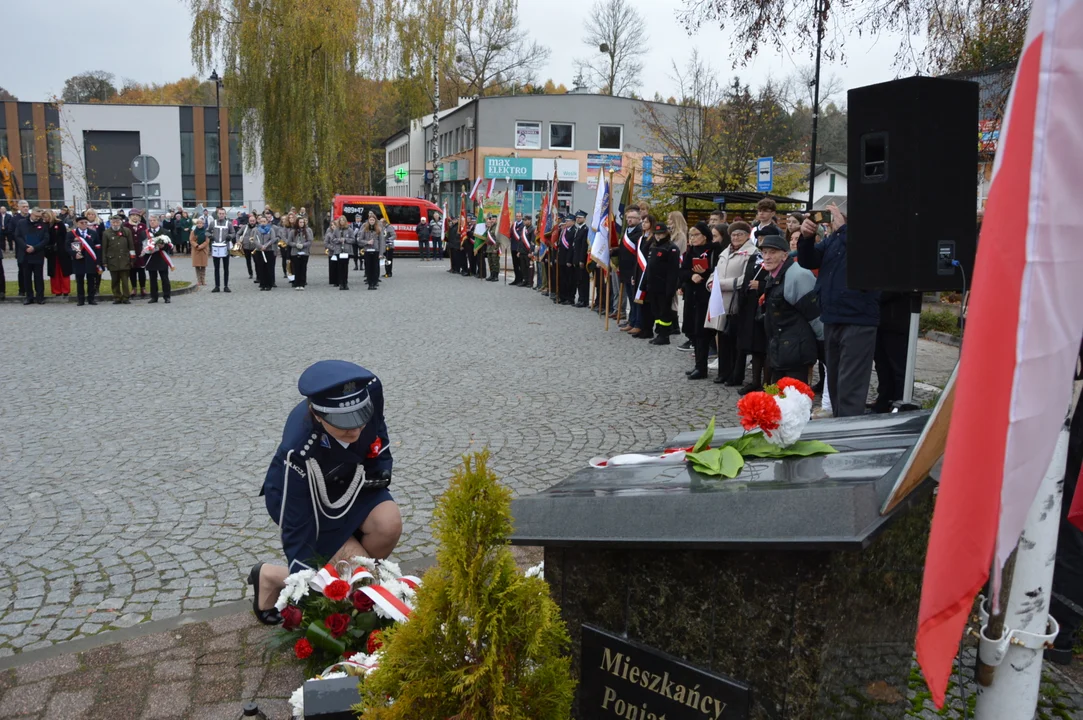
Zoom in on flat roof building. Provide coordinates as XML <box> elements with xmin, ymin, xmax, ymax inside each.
<box><xmin>384</xmin><ymin>93</ymin><xmax>682</xmax><ymax>217</ymax></box>
<box><xmin>1</xmin><ymin>100</ymin><xmax>265</xmax><ymax>211</ymax></box>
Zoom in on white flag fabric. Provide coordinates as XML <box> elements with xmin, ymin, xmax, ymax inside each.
<box><xmin>589</xmin><ymin>167</ymin><xmax>611</xmax><ymax>268</ymax></box>
<box><xmin>706</xmin><ymin>268</ymin><xmax>726</xmax><ymax>322</ymax></box>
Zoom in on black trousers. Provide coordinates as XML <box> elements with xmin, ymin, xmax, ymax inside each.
<box><xmin>74</xmin><ymin>271</ymin><xmax>97</xmax><ymax>302</ymax></box>
<box><xmin>243</xmin><ymin>249</ymin><xmax>254</xmax><ymax>277</ymax></box>
<box><xmin>22</xmin><ymin>263</ymin><xmax>44</xmax><ymax>301</ymax></box>
<box><xmin>1052</xmin><ymin>399</ymin><xmax>1083</xmax><ymax>647</ymax></box>
<box><xmin>280</xmin><ymin>248</ymin><xmax>290</xmax><ymax>277</ymax></box>
<box><xmin>418</xmin><ymin>238</ymin><xmax>430</xmax><ymax>257</ymax></box>
<box><xmin>291</xmin><ymin>255</ymin><xmax>308</xmax><ymax>287</ymax></box>
<box><xmin>717</xmin><ymin>330</ymin><xmax>738</xmax><ymax>380</ymax></box>
<box><xmin>693</xmin><ymin>334</ymin><xmax>713</xmax><ymax>373</ymax></box>
<box><xmin>449</xmin><ymin>244</ymin><xmax>460</xmax><ymax>272</ymax></box>
<box><xmin>254</xmin><ymin>251</ymin><xmax>275</xmax><ymax>289</ymax></box>
<box><xmin>576</xmin><ymin>265</ymin><xmax>590</xmax><ymax>304</ymax></box>
<box><xmin>385</xmin><ymin>249</ymin><xmax>393</xmax><ymax>277</ymax></box>
<box><xmin>560</xmin><ymin>263</ymin><xmax>575</xmax><ymax>301</ymax></box>
<box><xmin>149</xmin><ymin>268</ymin><xmax>170</xmax><ymax>300</ymax></box>
<box><xmin>17</xmin><ymin>260</ymin><xmax>25</xmax><ymax>294</ymax></box>
<box><xmin>213</xmin><ymin>255</ymin><xmax>230</xmax><ymax>289</ymax></box>
<box><xmin>511</xmin><ymin>250</ymin><xmax>523</xmax><ymax>284</ymax></box>
<box><xmin>520</xmin><ymin>253</ymin><xmax>532</xmax><ymax>286</ymax></box>
<box><xmin>873</xmin><ymin>327</ymin><xmax>909</xmax><ymax>410</ymax></box>
<box><xmin>467</xmin><ymin>247</ymin><xmax>479</xmax><ymax>277</ymax></box>
<box><xmin>650</xmin><ymin>293</ymin><xmax>677</xmax><ymax>335</ymax></box>
<box><xmin>364</xmin><ymin>250</ymin><xmax>380</xmax><ymax>287</ymax></box>
<box><xmin>353</xmin><ymin>252</ymin><xmax>361</xmax><ymax>270</ymax></box>
<box><xmin>772</xmin><ymin>366</ymin><xmax>810</xmax><ymax>384</ymax></box>
<box><xmin>432</xmin><ymin>239</ymin><xmax>443</xmax><ymax>260</ymax></box>
<box><xmin>129</xmin><ymin>267</ymin><xmax>146</xmax><ymax>292</ymax></box>
<box><xmin>0</xmin><ymin>258</ymin><xmax>5</xmax><ymax>295</ymax></box>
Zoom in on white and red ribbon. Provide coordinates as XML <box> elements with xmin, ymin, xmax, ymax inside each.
<box><xmin>359</xmin><ymin>583</ymin><xmax>412</xmax><ymax>623</ymax></box>
<box><xmin>78</xmin><ymin>235</ymin><xmax>98</xmax><ymax>262</ymax></box>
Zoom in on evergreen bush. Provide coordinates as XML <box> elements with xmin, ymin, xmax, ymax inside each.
<box><xmin>355</xmin><ymin>451</ymin><xmax>575</xmax><ymax>719</ymax></box>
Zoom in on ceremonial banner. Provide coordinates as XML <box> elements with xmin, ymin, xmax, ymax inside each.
<box><xmin>589</xmin><ymin>167</ymin><xmax>611</xmax><ymax>270</ymax></box>
<box><xmin>916</xmin><ymin>0</ymin><xmax>1083</xmax><ymax>706</ymax></box>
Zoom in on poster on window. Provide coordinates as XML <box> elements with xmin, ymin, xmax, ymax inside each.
<box><xmin>515</xmin><ymin>123</ymin><xmax>541</xmax><ymax>150</ymax></box>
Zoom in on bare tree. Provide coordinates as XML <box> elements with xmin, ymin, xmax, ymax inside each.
<box><xmin>451</xmin><ymin>0</ymin><xmax>550</xmax><ymax>96</ymax></box>
<box><xmin>61</xmin><ymin>71</ymin><xmax>118</xmax><ymax>103</ymax></box>
<box><xmin>575</xmin><ymin>0</ymin><xmax>646</xmax><ymax>96</ymax></box>
<box><xmin>781</xmin><ymin>65</ymin><xmax>844</xmax><ymax>111</ymax></box>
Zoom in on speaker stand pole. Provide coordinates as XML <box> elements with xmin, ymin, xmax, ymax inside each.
<box><xmin>902</xmin><ymin>293</ymin><xmax>922</xmax><ymax>406</ymax></box>
<box><xmin>807</xmin><ymin>0</ymin><xmax>825</xmax><ymax>210</ymax></box>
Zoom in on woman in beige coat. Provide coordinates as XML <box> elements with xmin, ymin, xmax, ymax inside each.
<box><xmin>707</xmin><ymin>221</ymin><xmax>756</xmax><ymax>384</ymax></box>
<box><xmin>190</xmin><ymin>216</ymin><xmax>209</xmax><ymax>286</ymax></box>
<box><xmin>667</xmin><ymin>211</ymin><xmax>689</xmax><ymax>254</ymax></box>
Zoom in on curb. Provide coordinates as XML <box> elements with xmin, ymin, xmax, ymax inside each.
<box><xmin>923</xmin><ymin>330</ymin><xmax>961</xmax><ymax>347</ymax></box>
<box><xmin>0</xmin><ymin>554</ymin><xmax>437</xmax><ymax>671</ymax></box>
<box><xmin>2</xmin><ymin>282</ymin><xmax>197</xmax><ymax>304</ymax></box>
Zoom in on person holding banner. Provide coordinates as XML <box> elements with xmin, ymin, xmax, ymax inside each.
<box><xmin>145</xmin><ymin>214</ymin><xmax>176</xmax><ymax>304</ymax></box>
<box><xmin>251</xmin><ymin>360</ymin><xmax>401</xmax><ymax>625</ymax></box>
<box><xmin>66</xmin><ymin>214</ymin><xmax>103</xmax><ymax>306</ymax></box>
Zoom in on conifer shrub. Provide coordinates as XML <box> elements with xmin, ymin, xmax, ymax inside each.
<box><xmin>355</xmin><ymin>451</ymin><xmax>575</xmax><ymax>720</ymax></box>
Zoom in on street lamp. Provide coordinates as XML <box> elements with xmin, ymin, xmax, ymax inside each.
<box><xmin>209</xmin><ymin>69</ymin><xmax>223</xmax><ymax>205</ymax></box>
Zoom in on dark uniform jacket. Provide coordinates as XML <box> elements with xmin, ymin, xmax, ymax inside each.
<box><xmin>15</xmin><ymin>216</ymin><xmax>50</xmax><ymax>265</ymax></box>
<box><xmin>644</xmin><ymin>239</ymin><xmax>680</xmax><ymax>300</ymax></box>
<box><xmin>261</xmin><ymin>374</ymin><xmax>394</xmax><ymax>574</ymax></box>
<box><xmin>102</xmin><ymin>226</ymin><xmax>135</xmax><ymax>271</ymax></box>
<box><xmin>66</xmin><ymin>227</ymin><xmax>103</xmax><ymax>274</ymax></box>
<box><xmin>145</xmin><ymin>230</ymin><xmax>175</xmax><ymax>272</ymax></box>
<box><xmin>571</xmin><ymin>222</ymin><xmax>589</xmax><ymax>265</ymax></box>
<box><xmin>556</xmin><ymin>225</ymin><xmax>574</xmax><ymax>266</ymax></box>
<box><xmin>679</xmin><ymin>242</ymin><xmax>722</xmax><ymax>338</ymax></box>
<box><xmin>617</xmin><ymin>225</ymin><xmax>642</xmax><ymax>281</ymax></box>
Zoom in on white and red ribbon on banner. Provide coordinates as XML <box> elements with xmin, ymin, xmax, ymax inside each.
<box><xmin>308</xmin><ymin>562</ymin><xmax>419</xmax><ymax>623</ymax></box>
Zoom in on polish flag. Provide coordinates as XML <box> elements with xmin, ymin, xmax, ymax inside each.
<box><xmin>916</xmin><ymin>0</ymin><xmax>1083</xmax><ymax>707</ymax></box>
<box><xmin>485</xmin><ymin>178</ymin><xmax>496</xmax><ymax>199</ymax></box>
<box><xmin>468</xmin><ymin>177</ymin><xmax>483</xmax><ymax>202</ymax></box>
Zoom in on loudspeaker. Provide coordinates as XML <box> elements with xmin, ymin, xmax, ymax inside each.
<box><xmin>846</xmin><ymin>76</ymin><xmax>979</xmax><ymax>292</ymax></box>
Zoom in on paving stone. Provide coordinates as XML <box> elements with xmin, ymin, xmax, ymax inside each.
<box><xmin>141</xmin><ymin>682</ymin><xmax>190</xmax><ymax>719</ymax></box>
<box><xmin>46</xmin><ymin>689</ymin><xmax>95</xmax><ymax>718</ymax></box>
<box><xmin>153</xmin><ymin>660</ymin><xmax>194</xmax><ymax>682</ymax></box>
<box><xmin>0</xmin><ymin>679</ymin><xmax>54</xmax><ymax>715</ymax></box>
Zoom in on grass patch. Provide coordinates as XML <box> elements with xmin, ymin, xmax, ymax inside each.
<box><xmin>920</xmin><ymin>308</ymin><xmax>961</xmax><ymax>337</ymax></box>
<box><xmin>4</xmin><ymin>280</ymin><xmax>190</xmax><ymax>298</ymax></box>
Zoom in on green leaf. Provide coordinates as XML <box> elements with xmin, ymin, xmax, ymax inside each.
<box><xmin>737</xmin><ymin>433</ymin><xmax>788</xmax><ymax>458</ymax></box>
<box><xmin>719</xmin><ymin>446</ymin><xmax>745</xmax><ymax>478</ymax></box>
<box><xmin>306</xmin><ymin>621</ymin><xmax>347</xmax><ymax>656</ymax></box>
<box><xmin>686</xmin><ymin>447</ymin><xmax>722</xmax><ymax>473</ymax></box>
<box><xmin>692</xmin><ymin>416</ymin><xmax>716</xmax><ymax>453</ymax></box>
<box><xmin>783</xmin><ymin>440</ymin><xmax>839</xmax><ymax>456</ymax></box>
<box><xmin>725</xmin><ymin>431</ymin><xmax>761</xmax><ymax>455</ymax></box>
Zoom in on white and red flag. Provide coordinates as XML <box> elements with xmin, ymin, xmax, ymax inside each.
<box><xmin>468</xmin><ymin>177</ymin><xmax>483</xmax><ymax>202</ymax></box>
<box><xmin>916</xmin><ymin>0</ymin><xmax>1083</xmax><ymax>706</ymax></box>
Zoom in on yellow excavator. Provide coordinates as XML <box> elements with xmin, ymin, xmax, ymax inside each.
<box><xmin>0</xmin><ymin>155</ymin><xmax>20</xmax><ymax>206</ymax></box>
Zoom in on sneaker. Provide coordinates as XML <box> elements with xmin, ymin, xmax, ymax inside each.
<box><xmin>677</xmin><ymin>340</ymin><xmax>694</xmax><ymax>352</ymax></box>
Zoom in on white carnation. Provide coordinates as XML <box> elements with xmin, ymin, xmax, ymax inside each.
<box><xmin>376</xmin><ymin>559</ymin><xmax>402</xmax><ymax>580</ymax></box>
<box><xmin>350</xmin><ymin>556</ymin><xmax>378</xmax><ymax>574</ymax></box>
<box><xmin>525</xmin><ymin>562</ymin><xmax>545</xmax><ymax>580</ymax></box>
<box><xmin>289</xmin><ymin>686</ymin><xmax>305</xmax><ymax>719</ymax></box>
<box><xmin>765</xmin><ymin>390</ymin><xmax>814</xmax><ymax>448</ymax></box>
<box><xmin>275</xmin><ymin>569</ymin><xmax>316</xmax><ymax>612</ymax></box>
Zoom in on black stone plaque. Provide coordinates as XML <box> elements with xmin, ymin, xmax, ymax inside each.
<box><xmin>302</xmin><ymin>675</ymin><xmax>360</xmax><ymax>719</ymax></box>
<box><xmin>580</xmin><ymin>625</ymin><xmax>750</xmax><ymax>719</ymax></box>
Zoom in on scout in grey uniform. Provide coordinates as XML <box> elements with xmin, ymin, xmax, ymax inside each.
<box><xmin>325</xmin><ymin>216</ymin><xmax>356</xmax><ymax>290</ymax></box>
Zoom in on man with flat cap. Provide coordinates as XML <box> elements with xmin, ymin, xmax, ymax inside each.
<box><xmin>67</xmin><ymin>214</ymin><xmax>103</xmax><ymax>306</ymax></box>
<box><xmin>248</xmin><ymin>360</ymin><xmax>402</xmax><ymax>625</ymax></box>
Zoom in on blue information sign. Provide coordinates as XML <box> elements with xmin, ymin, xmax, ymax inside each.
<box><xmin>756</xmin><ymin>157</ymin><xmax>774</xmax><ymax>193</ymax></box>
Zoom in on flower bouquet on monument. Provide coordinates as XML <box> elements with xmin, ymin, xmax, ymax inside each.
<box><xmin>589</xmin><ymin>378</ymin><xmax>837</xmax><ymax>477</ymax></box>
<box><xmin>270</xmin><ymin>556</ymin><xmax>419</xmax><ymax>675</ymax></box>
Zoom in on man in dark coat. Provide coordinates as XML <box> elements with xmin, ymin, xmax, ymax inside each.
<box><xmin>66</xmin><ymin>215</ymin><xmax>104</xmax><ymax>305</ymax></box>
<box><xmin>556</xmin><ymin>215</ymin><xmax>575</xmax><ymax>304</ymax></box>
<box><xmin>416</xmin><ymin>216</ymin><xmax>431</xmax><ymax>260</ymax></box>
<box><xmin>15</xmin><ymin>207</ymin><xmax>50</xmax><ymax>305</ymax></box>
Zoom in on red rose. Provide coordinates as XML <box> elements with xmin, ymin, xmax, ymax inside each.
<box><xmin>281</xmin><ymin>605</ymin><xmax>303</xmax><ymax>631</ymax></box>
<box><xmin>294</xmin><ymin>638</ymin><xmax>314</xmax><ymax>660</ymax></box>
<box><xmin>323</xmin><ymin>579</ymin><xmax>350</xmax><ymax>601</ymax></box>
<box><xmin>366</xmin><ymin>631</ymin><xmax>383</xmax><ymax>654</ymax></box>
<box><xmin>737</xmin><ymin>392</ymin><xmax>782</xmax><ymax>435</ymax></box>
<box><xmin>350</xmin><ymin>589</ymin><xmax>375</xmax><ymax>613</ymax></box>
<box><xmin>325</xmin><ymin>613</ymin><xmax>351</xmax><ymax>638</ymax></box>
<box><xmin>367</xmin><ymin>437</ymin><xmax>383</xmax><ymax>459</ymax></box>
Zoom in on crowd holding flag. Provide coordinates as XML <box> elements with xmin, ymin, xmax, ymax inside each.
<box><xmin>915</xmin><ymin>0</ymin><xmax>1083</xmax><ymax>710</ymax></box>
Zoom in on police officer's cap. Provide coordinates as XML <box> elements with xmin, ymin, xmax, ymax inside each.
<box><xmin>575</xmin><ymin>209</ymin><xmax>587</xmax><ymax>218</ymax></box>
<box><xmin>299</xmin><ymin>360</ymin><xmax>377</xmax><ymax>430</ymax></box>
<box><xmin>653</xmin><ymin>221</ymin><xmax>669</xmax><ymax>235</ymax></box>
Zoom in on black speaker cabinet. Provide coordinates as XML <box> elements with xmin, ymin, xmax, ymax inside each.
<box><xmin>846</xmin><ymin>76</ymin><xmax>979</xmax><ymax>292</ymax></box>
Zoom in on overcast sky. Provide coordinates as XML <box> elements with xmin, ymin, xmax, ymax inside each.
<box><xmin>5</xmin><ymin>0</ymin><xmax>920</xmax><ymax>105</ymax></box>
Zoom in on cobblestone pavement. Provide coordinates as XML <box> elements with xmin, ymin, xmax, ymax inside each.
<box><xmin>0</xmin><ymin>255</ymin><xmax>959</xmax><ymax>658</ymax></box>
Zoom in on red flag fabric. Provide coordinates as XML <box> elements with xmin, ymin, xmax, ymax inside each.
<box><xmin>916</xmin><ymin>0</ymin><xmax>1083</xmax><ymax>707</ymax></box>
<box><xmin>497</xmin><ymin>189</ymin><xmax>511</xmax><ymax>239</ymax></box>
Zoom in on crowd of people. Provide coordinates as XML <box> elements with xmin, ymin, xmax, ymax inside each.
<box><xmin>0</xmin><ymin>203</ymin><xmax>400</xmax><ymax>305</ymax></box>
<box><xmin>438</xmin><ymin>196</ymin><xmax>902</xmax><ymax>417</ymax></box>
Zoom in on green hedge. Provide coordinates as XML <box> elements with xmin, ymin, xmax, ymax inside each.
<box><xmin>920</xmin><ymin>308</ymin><xmax>961</xmax><ymax>337</ymax></box>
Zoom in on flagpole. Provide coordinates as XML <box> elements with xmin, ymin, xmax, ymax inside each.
<box><xmin>973</xmin><ymin>420</ymin><xmax>1069</xmax><ymax>719</ymax></box>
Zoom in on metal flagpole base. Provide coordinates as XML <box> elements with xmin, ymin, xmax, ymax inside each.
<box><xmin>974</xmin><ymin>425</ymin><xmax>1070</xmax><ymax>719</ymax></box>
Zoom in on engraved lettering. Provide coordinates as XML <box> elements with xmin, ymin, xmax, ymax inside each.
<box><xmin>674</xmin><ymin>683</ymin><xmax>686</xmax><ymax>704</ymax></box>
<box><xmin>686</xmin><ymin>683</ymin><xmax>700</xmax><ymax>709</ymax></box>
<box><xmin>602</xmin><ymin>686</ymin><xmax>616</xmax><ymax>710</ymax></box>
<box><xmin>601</xmin><ymin>647</ymin><xmax>623</xmax><ymax>675</ymax></box>
<box><xmin>629</xmin><ymin>666</ymin><xmax>640</xmax><ymax>685</ymax></box>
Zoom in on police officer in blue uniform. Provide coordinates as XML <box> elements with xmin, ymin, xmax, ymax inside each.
<box><xmin>247</xmin><ymin>360</ymin><xmax>403</xmax><ymax>625</ymax></box>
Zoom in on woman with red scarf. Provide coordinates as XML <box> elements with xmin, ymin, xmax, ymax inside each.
<box><xmin>44</xmin><ymin>209</ymin><xmax>71</xmax><ymax>297</ymax></box>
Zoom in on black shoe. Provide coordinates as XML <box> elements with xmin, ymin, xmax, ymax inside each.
<box><xmin>685</xmin><ymin>369</ymin><xmax>695</xmax><ymax>376</ymax></box>
<box><xmin>677</xmin><ymin>340</ymin><xmax>694</xmax><ymax>352</ymax></box>
<box><xmin>738</xmin><ymin>383</ymin><xmax>760</xmax><ymax>396</ymax></box>
<box><xmin>246</xmin><ymin>563</ymin><xmax>283</xmax><ymax>626</ymax></box>
<box><xmin>36</xmin><ymin>299</ymin><xmax>45</xmax><ymax>305</ymax></box>
<box><xmin>77</xmin><ymin>300</ymin><xmax>85</xmax><ymax>306</ymax></box>
<box><xmin>88</xmin><ymin>299</ymin><xmax>98</xmax><ymax>306</ymax></box>
<box><xmin>713</xmin><ymin>375</ymin><xmax>728</xmax><ymax>384</ymax></box>
<box><xmin>224</xmin><ymin>287</ymin><xmax>231</xmax><ymax>293</ymax></box>
<box><xmin>164</xmin><ymin>298</ymin><xmax>170</xmax><ymax>303</ymax></box>
<box><xmin>149</xmin><ymin>298</ymin><xmax>158</xmax><ymax>303</ymax></box>
<box><xmin>248</xmin><ymin>274</ymin><xmax>253</xmax><ymax>279</ymax></box>
<box><xmin>212</xmin><ymin>287</ymin><xmax>220</xmax><ymax>293</ymax></box>
<box><xmin>688</xmin><ymin>369</ymin><xmax>708</xmax><ymax>380</ymax></box>
<box><xmin>575</xmin><ymin>302</ymin><xmax>587</xmax><ymax>308</ymax></box>
<box><xmin>649</xmin><ymin>336</ymin><xmax>670</xmax><ymax>345</ymax></box>
<box><xmin>636</xmin><ymin>334</ymin><xmax>654</xmax><ymax>340</ymax></box>
<box><xmin>724</xmin><ymin>379</ymin><xmax>743</xmax><ymax>387</ymax></box>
